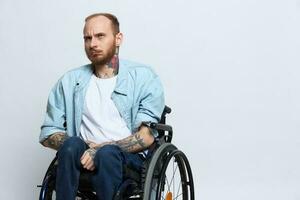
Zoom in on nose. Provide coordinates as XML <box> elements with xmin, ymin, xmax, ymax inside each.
<box><xmin>90</xmin><ymin>37</ymin><xmax>98</xmax><ymax>49</ymax></box>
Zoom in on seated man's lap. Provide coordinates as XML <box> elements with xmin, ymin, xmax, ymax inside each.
<box><xmin>58</xmin><ymin>136</ymin><xmax>144</xmax><ymax>178</ymax></box>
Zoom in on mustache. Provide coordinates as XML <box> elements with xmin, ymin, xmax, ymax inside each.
<box><xmin>89</xmin><ymin>49</ymin><xmax>103</xmax><ymax>54</ymax></box>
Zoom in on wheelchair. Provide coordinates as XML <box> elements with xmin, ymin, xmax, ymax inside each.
<box><xmin>38</xmin><ymin>106</ymin><xmax>194</xmax><ymax>200</ymax></box>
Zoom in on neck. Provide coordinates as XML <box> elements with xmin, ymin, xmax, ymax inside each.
<box><xmin>93</xmin><ymin>54</ymin><xmax>119</xmax><ymax>78</ymax></box>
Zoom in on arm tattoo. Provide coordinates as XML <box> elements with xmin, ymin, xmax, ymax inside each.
<box><xmin>42</xmin><ymin>132</ymin><xmax>69</xmax><ymax>150</ymax></box>
<box><xmin>91</xmin><ymin>127</ymin><xmax>152</xmax><ymax>153</ymax></box>
<box><xmin>114</xmin><ymin>133</ymin><xmax>147</xmax><ymax>153</ymax></box>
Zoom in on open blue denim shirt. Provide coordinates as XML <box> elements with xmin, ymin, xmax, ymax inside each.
<box><xmin>39</xmin><ymin>59</ymin><xmax>165</xmax><ymax>143</ymax></box>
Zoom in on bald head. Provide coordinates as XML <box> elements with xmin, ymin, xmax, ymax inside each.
<box><xmin>85</xmin><ymin>13</ymin><xmax>120</xmax><ymax>35</ymax></box>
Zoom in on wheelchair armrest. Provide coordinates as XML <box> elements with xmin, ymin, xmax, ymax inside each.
<box><xmin>150</xmin><ymin>123</ymin><xmax>172</xmax><ymax>132</ymax></box>
<box><xmin>150</xmin><ymin>122</ymin><xmax>173</xmax><ymax>143</ymax></box>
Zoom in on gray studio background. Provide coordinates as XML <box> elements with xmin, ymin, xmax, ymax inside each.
<box><xmin>0</xmin><ymin>0</ymin><xmax>299</xmax><ymax>199</ymax></box>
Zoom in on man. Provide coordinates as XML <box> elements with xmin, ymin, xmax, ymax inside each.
<box><xmin>39</xmin><ymin>13</ymin><xmax>164</xmax><ymax>200</ymax></box>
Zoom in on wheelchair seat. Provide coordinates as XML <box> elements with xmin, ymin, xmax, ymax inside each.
<box><xmin>38</xmin><ymin>106</ymin><xmax>195</xmax><ymax>200</ymax></box>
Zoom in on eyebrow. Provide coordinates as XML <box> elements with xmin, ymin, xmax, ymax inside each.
<box><xmin>84</xmin><ymin>32</ymin><xmax>106</xmax><ymax>38</ymax></box>
<box><xmin>83</xmin><ymin>35</ymin><xmax>91</xmax><ymax>39</ymax></box>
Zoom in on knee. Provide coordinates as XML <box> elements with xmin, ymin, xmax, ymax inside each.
<box><xmin>94</xmin><ymin>145</ymin><xmax>122</xmax><ymax>163</ymax></box>
<box><xmin>58</xmin><ymin>136</ymin><xmax>85</xmax><ymax>157</ymax></box>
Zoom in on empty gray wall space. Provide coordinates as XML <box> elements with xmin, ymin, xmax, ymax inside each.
<box><xmin>0</xmin><ymin>0</ymin><xmax>300</xmax><ymax>199</ymax></box>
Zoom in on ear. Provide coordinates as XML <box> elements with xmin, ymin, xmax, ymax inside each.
<box><xmin>115</xmin><ymin>32</ymin><xmax>123</xmax><ymax>47</ymax></box>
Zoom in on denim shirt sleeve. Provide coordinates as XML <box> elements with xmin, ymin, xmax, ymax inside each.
<box><xmin>133</xmin><ymin>70</ymin><xmax>165</xmax><ymax>136</ymax></box>
<box><xmin>39</xmin><ymin>79</ymin><xmax>67</xmax><ymax>143</ymax></box>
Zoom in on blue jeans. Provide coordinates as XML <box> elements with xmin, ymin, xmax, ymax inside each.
<box><xmin>56</xmin><ymin>136</ymin><xmax>144</xmax><ymax>200</ymax></box>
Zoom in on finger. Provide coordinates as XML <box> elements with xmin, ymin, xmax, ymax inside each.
<box><xmin>82</xmin><ymin>156</ymin><xmax>90</xmax><ymax>167</ymax></box>
<box><xmin>87</xmin><ymin>162</ymin><xmax>95</xmax><ymax>171</ymax></box>
<box><xmin>86</xmin><ymin>161</ymin><xmax>94</xmax><ymax>170</ymax></box>
<box><xmin>81</xmin><ymin>152</ymin><xmax>89</xmax><ymax>165</ymax></box>
<box><xmin>87</xmin><ymin>165</ymin><xmax>95</xmax><ymax>171</ymax></box>
<box><xmin>84</xmin><ymin>156</ymin><xmax>91</xmax><ymax>168</ymax></box>
<box><xmin>80</xmin><ymin>151</ymin><xmax>87</xmax><ymax>160</ymax></box>
<box><xmin>83</xmin><ymin>156</ymin><xmax>92</xmax><ymax>168</ymax></box>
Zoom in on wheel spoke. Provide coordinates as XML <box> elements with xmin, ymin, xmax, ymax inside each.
<box><xmin>169</xmin><ymin>160</ymin><xmax>178</xmax><ymax>189</ymax></box>
<box><xmin>173</xmin><ymin>156</ymin><xmax>175</xmax><ymax>195</ymax></box>
<box><xmin>175</xmin><ymin>176</ymin><xmax>182</xmax><ymax>199</ymax></box>
<box><xmin>174</xmin><ymin>192</ymin><xmax>183</xmax><ymax>199</ymax></box>
<box><xmin>165</xmin><ymin>175</ymin><xmax>172</xmax><ymax>193</ymax></box>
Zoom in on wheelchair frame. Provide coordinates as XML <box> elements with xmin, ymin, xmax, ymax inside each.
<box><xmin>38</xmin><ymin>106</ymin><xmax>194</xmax><ymax>200</ymax></box>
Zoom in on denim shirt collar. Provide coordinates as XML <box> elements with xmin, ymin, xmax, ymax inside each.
<box><xmin>113</xmin><ymin>61</ymin><xmax>128</xmax><ymax>96</ymax></box>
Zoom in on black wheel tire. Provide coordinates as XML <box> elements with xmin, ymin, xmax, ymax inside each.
<box><xmin>143</xmin><ymin>143</ymin><xmax>194</xmax><ymax>200</ymax></box>
<box><xmin>39</xmin><ymin>174</ymin><xmax>56</xmax><ymax>200</ymax></box>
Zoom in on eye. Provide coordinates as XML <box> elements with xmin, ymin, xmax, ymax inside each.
<box><xmin>96</xmin><ymin>33</ymin><xmax>105</xmax><ymax>39</ymax></box>
<box><xmin>84</xmin><ymin>36</ymin><xmax>91</xmax><ymax>42</ymax></box>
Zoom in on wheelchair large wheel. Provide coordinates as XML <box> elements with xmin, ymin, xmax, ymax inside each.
<box><xmin>40</xmin><ymin>176</ymin><xmax>56</xmax><ymax>200</ymax></box>
<box><xmin>143</xmin><ymin>143</ymin><xmax>194</xmax><ymax>200</ymax></box>
<box><xmin>39</xmin><ymin>158</ymin><xmax>57</xmax><ymax>200</ymax></box>
<box><xmin>39</xmin><ymin>158</ymin><xmax>96</xmax><ymax>200</ymax></box>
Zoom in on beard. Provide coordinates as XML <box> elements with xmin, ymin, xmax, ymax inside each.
<box><xmin>87</xmin><ymin>42</ymin><xmax>117</xmax><ymax>66</ymax></box>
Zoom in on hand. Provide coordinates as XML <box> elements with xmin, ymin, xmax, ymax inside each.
<box><xmin>85</xmin><ymin>140</ymin><xmax>97</xmax><ymax>148</ymax></box>
<box><xmin>80</xmin><ymin>148</ymin><xmax>96</xmax><ymax>171</ymax></box>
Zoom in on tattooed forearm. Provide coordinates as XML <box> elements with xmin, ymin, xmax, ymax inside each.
<box><xmin>42</xmin><ymin>132</ymin><xmax>69</xmax><ymax>150</ymax></box>
<box><xmin>91</xmin><ymin>126</ymin><xmax>154</xmax><ymax>153</ymax></box>
<box><xmin>114</xmin><ymin>133</ymin><xmax>147</xmax><ymax>152</ymax></box>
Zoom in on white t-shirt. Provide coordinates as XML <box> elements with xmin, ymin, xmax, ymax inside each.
<box><xmin>80</xmin><ymin>74</ymin><xmax>131</xmax><ymax>143</ymax></box>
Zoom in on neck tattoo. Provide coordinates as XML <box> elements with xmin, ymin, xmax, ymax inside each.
<box><xmin>107</xmin><ymin>52</ymin><xmax>119</xmax><ymax>76</ymax></box>
<box><xmin>94</xmin><ymin>50</ymin><xmax>120</xmax><ymax>79</ymax></box>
